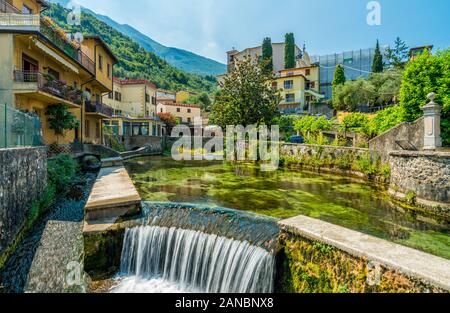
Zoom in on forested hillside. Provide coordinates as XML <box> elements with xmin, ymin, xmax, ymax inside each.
<box><xmin>45</xmin><ymin>3</ymin><xmax>216</xmax><ymax>93</ymax></box>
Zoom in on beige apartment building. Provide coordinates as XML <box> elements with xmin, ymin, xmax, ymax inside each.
<box><xmin>156</xmin><ymin>102</ymin><xmax>201</xmax><ymax>125</ymax></box>
<box><xmin>225</xmin><ymin>42</ymin><xmax>302</xmax><ymax>74</ymax></box>
<box><xmin>104</xmin><ymin>78</ymin><xmax>158</xmax><ymax>118</ymax></box>
<box><xmin>103</xmin><ymin>77</ymin><xmax>165</xmax><ymax>137</ymax></box>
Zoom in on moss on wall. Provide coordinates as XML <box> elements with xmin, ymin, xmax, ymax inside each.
<box><xmin>276</xmin><ymin>232</ymin><xmax>446</xmax><ymax>293</ymax></box>
<box><xmin>84</xmin><ymin>228</ymin><xmax>125</xmax><ymax>280</ymax></box>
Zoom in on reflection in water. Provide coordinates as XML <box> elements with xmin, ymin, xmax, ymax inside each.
<box><xmin>125</xmin><ymin>157</ymin><xmax>450</xmax><ymax>259</ymax></box>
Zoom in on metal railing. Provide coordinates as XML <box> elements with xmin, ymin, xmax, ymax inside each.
<box><xmin>0</xmin><ymin>103</ymin><xmax>43</xmax><ymax>148</ymax></box>
<box><xmin>0</xmin><ymin>0</ymin><xmax>20</xmax><ymax>13</ymax></box>
<box><xmin>85</xmin><ymin>101</ymin><xmax>113</xmax><ymax>117</ymax></box>
<box><xmin>14</xmin><ymin>70</ymin><xmax>83</xmax><ymax>105</ymax></box>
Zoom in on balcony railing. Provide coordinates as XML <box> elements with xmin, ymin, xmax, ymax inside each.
<box><xmin>39</xmin><ymin>20</ymin><xmax>95</xmax><ymax>75</ymax></box>
<box><xmin>0</xmin><ymin>0</ymin><xmax>20</xmax><ymax>13</ymax></box>
<box><xmin>85</xmin><ymin>101</ymin><xmax>113</xmax><ymax>117</ymax></box>
<box><xmin>14</xmin><ymin>70</ymin><xmax>83</xmax><ymax>105</ymax></box>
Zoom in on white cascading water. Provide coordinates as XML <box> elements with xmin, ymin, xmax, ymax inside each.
<box><xmin>111</xmin><ymin>226</ymin><xmax>275</xmax><ymax>293</ymax></box>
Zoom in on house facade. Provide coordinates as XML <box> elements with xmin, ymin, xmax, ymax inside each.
<box><xmin>102</xmin><ymin>77</ymin><xmax>165</xmax><ymax>137</ymax></box>
<box><xmin>0</xmin><ymin>0</ymin><xmax>116</xmax><ymax>145</ymax></box>
<box><xmin>156</xmin><ymin>102</ymin><xmax>201</xmax><ymax>125</ymax></box>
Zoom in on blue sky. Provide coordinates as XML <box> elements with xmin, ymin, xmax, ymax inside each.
<box><xmin>74</xmin><ymin>0</ymin><xmax>450</xmax><ymax>63</ymax></box>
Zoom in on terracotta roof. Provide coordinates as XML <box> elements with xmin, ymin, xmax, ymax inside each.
<box><xmin>158</xmin><ymin>102</ymin><xmax>201</xmax><ymax>109</ymax></box>
<box><xmin>114</xmin><ymin>77</ymin><xmax>157</xmax><ymax>89</ymax></box>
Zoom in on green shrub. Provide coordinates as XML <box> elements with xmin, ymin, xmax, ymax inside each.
<box><xmin>340</xmin><ymin>112</ymin><xmax>371</xmax><ymax>135</ymax></box>
<box><xmin>354</xmin><ymin>152</ymin><xmax>379</xmax><ymax>176</ymax></box>
<box><xmin>47</xmin><ymin>154</ymin><xmax>78</xmax><ymax>195</ymax></box>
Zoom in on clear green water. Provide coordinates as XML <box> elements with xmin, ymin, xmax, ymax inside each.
<box><xmin>125</xmin><ymin>157</ymin><xmax>450</xmax><ymax>259</ymax></box>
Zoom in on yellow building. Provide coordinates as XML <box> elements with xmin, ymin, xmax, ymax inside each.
<box><xmin>0</xmin><ymin>0</ymin><xmax>117</xmax><ymax>145</ymax></box>
<box><xmin>102</xmin><ymin>77</ymin><xmax>165</xmax><ymax>137</ymax></box>
<box><xmin>273</xmin><ymin>64</ymin><xmax>324</xmax><ymax>115</ymax></box>
<box><xmin>104</xmin><ymin>78</ymin><xmax>158</xmax><ymax>118</ymax></box>
<box><xmin>80</xmin><ymin>36</ymin><xmax>118</xmax><ymax>144</ymax></box>
<box><xmin>175</xmin><ymin>90</ymin><xmax>198</xmax><ymax>103</ymax></box>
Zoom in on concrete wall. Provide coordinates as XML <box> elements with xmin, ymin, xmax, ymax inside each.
<box><xmin>369</xmin><ymin>118</ymin><xmax>424</xmax><ymax>163</ymax></box>
<box><xmin>121</xmin><ymin>135</ymin><xmax>162</xmax><ymax>152</ymax></box>
<box><xmin>389</xmin><ymin>150</ymin><xmax>450</xmax><ymax>210</ymax></box>
<box><xmin>278</xmin><ymin>215</ymin><xmax>450</xmax><ymax>293</ymax></box>
<box><xmin>0</xmin><ymin>147</ymin><xmax>47</xmax><ymax>256</ymax></box>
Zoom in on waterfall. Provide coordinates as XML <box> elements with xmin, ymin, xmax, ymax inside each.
<box><xmin>117</xmin><ymin>226</ymin><xmax>275</xmax><ymax>293</ymax></box>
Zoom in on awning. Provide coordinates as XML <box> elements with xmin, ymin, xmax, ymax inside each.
<box><xmin>32</xmin><ymin>38</ymin><xmax>79</xmax><ymax>74</ymax></box>
<box><xmin>305</xmin><ymin>89</ymin><xmax>325</xmax><ymax>99</ymax></box>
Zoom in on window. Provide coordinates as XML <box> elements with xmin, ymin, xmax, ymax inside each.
<box><xmin>145</xmin><ymin>94</ymin><xmax>150</xmax><ymax>103</ymax></box>
<box><xmin>85</xmin><ymin>120</ymin><xmax>90</xmax><ymax>138</ymax></box>
<box><xmin>114</xmin><ymin>91</ymin><xmax>121</xmax><ymax>101</ymax></box>
<box><xmin>187</xmin><ymin>109</ymin><xmax>191</xmax><ymax>113</ymax></box>
<box><xmin>98</xmin><ymin>55</ymin><xmax>103</xmax><ymax>71</ymax></box>
<box><xmin>108</xmin><ymin>92</ymin><xmax>113</xmax><ymax>99</ymax></box>
<box><xmin>285</xmin><ymin>94</ymin><xmax>295</xmax><ymax>103</ymax></box>
<box><xmin>187</xmin><ymin>118</ymin><xmax>191</xmax><ymax>123</ymax></box>
<box><xmin>107</xmin><ymin>64</ymin><xmax>111</xmax><ymax>78</ymax></box>
<box><xmin>305</xmin><ymin>69</ymin><xmax>311</xmax><ymax>76</ymax></box>
<box><xmin>22</xmin><ymin>5</ymin><xmax>33</xmax><ymax>14</ymax></box>
<box><xmin>176</xmin><ymin>108</ymin><xmax>181</xmax><ymax>113</ymax></box>
<box><xmin>95</xmin><ymin>122</ymin><xmax>100</xmax><ymax>138</ymax></box>
<box><xmin>284</xmin><ymin>80</ymin><xmax>294</xmax><ymax>90</ymax></box>
<box><xmin>160</xmin><ymin>108</ymin><xmax>163</xmax><ymax>113</ymax></box>
<box><xmin>152</xmin><ymin>97</ymin><xmax>156</xmax><ymax>105</ymax></box>
<box><xmin>272</xmin><ymin>81</ymin><xmax>278</xmax><ymax>89</ymax></box>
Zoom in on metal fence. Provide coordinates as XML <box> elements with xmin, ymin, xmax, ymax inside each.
<box><xmin>0</xmin><ymin>103</ymin><xmax>43</xmax><ymax>148</ymax></box>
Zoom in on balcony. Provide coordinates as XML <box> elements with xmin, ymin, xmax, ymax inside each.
<box><xmin>40</xmin><ymin>19</ymin><xmax>95</xmax><ymax>74</ymax></box>
<box><xmin>14</xmin><ymin>70</ymin><xmax>83</xmax><ymax>108</ymax></box>
<box><xmin>85</xmin><ymin>101</ymin><xmax>113</xmax><ymax>118</ymax></box>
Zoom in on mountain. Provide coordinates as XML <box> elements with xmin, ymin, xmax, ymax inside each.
<box><xmin>49</xmin><ymin>0</ymin><xmax>226</xmax><ymax>76</ymax></box>
<box><xmin>44</xmin><ymin>3</ymin><xmax>217</xmax><ymax>93</ymax></box>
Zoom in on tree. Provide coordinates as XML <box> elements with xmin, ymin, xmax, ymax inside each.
<box><xmin>183</xmin><ymin>92</ymin><xmax>212</xmax><ymax>111</ymax></box>
<box><xmin>332</xmin><ymin>78</ymin><xmax>376</xmax><ymax>111</ymax></box>
<box><xmin>340</xmin><ymin>112</ymin><xmax>371</xmax><ymax>135</ymax></box>
<box><xmin>261</xmin><ymin>37</ymin><xmax>273</xmax><ymax>74</ymax></box>
<box><xmin>157</xmin><ymin>112</ymin><xmax>178</xmax><ymax>134</ymax></box>
<box><xmin>385</xmin><ymin>37</ymin><xmax>409</xmax><ymax>69</ymax></box>
<box><xmin>284</xmin><ymin>33</ymin><xmax>296</xmax><ymax>69</ymax></box>
<box><xmin>399</xmin><ymin>49</ymin><xmax>449</xmax><ymax>146</ymax></box>
<box><xmin>369</xmin><ymin>105</ymin><xmax>405</xmax><ymax>136</ymax></box>
<box><xmin>293</xmin><ymin>116</ymin><xmax>334</xmax><ymax>137</ymax></box>
<box><xmin>372</xmin><ymin>40</ymin><xmax>383</xmax><ymax>73</ymax></box>
<box><xmin>45</xmin><ymin>104</ymin><xmax>80</xmax><ymax>143</ymax></box>
<box><xmin>332</xmin><ymin>64</ymin><xmax>346</xmax><ymax>87</ymax></box>
<box><xmin>210</xmin><ymin>57</ymin><xmax>281</xmax><ymax>128</ymax></box>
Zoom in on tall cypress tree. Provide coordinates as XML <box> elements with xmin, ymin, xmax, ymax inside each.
<box><xmin>332</xmin><ymin>64</ymin><xmax>346</xmax><ymax>86</ymax></box>
<box><xmin>372</xmin><ymin>39</ymin><xmax>383</xmax><ymax>73</ymax></box>
<box><xmin>261</xmin><ymin>37</ymin><xmax>273</xmax><ymax>74</ymax></box>
<box><xmin>284</xmin><ymin>33</ymin><xmax>296</xmax><ymax>69</ymax></box>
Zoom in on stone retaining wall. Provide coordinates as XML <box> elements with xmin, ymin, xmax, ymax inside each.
<box><xmin>0</xmin><ymin>147</ymin><xmax>47</xmax><ymax>258</ymax></box>
<box><xmin>121</xmin><ymin>135</ymin><xmax>163</xmax><ymax>153</ymax></box>
<box><xmin>277</xmin><ymin>215</ymin><xmax>450</xmax><ymax>293</ymax></box>
<box><xmin>369</xmin><ymin>118</ymin><xmax>424</xmax><ymax>163</ymax></box>
<box><xmin>389</xmin><ymin>150</ymin><xmax>450</xmax><ymax>212</ymax></box>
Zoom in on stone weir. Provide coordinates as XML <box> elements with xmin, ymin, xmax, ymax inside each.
<box><xmin>83</xmin><ymin>202</ymin><xmax>280</xmax><ymax>280</ymax></box>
